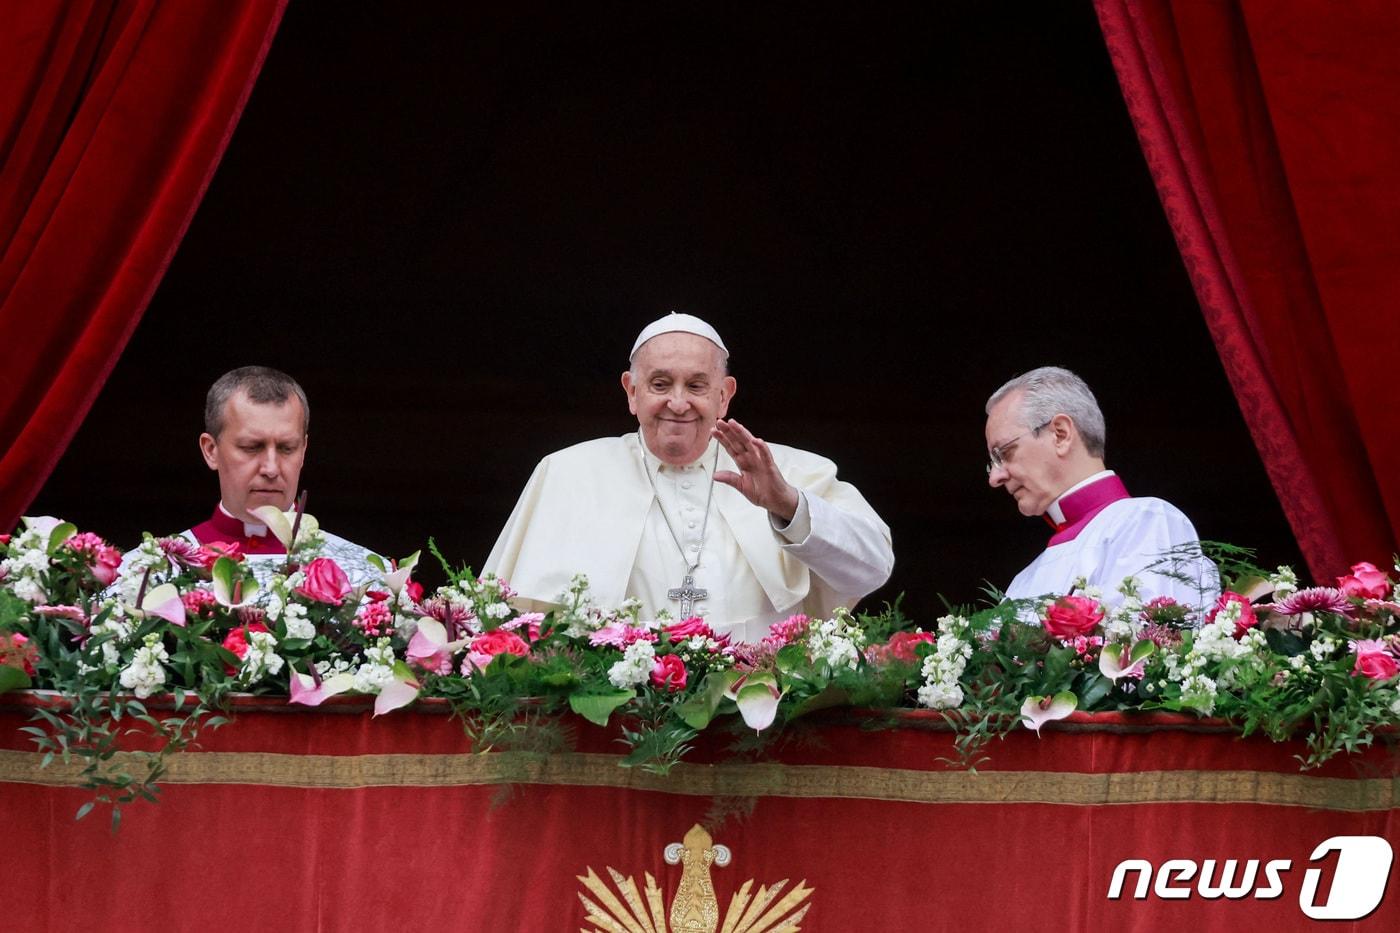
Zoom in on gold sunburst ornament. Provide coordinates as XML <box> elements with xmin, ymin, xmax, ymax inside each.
<box><xmin>577</xmin><ymin>824</ymin><xmax>814</xmax><ymax>933</ymax></box>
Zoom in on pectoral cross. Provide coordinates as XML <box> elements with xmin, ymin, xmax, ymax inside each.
<box><xmin>667</xmin><ymin>574</ymin><xmax>708</xmax><ymax>618</ymax></box>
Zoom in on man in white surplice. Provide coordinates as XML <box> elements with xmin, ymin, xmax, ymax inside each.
<box><xmin>985</xmin><ymin>366</ymin><xmax>1218</xmax><ymax>610</ymax></box>
<box><xmin>484</xmin><ymin>313</ymin><xmax>894</xmax><ymax>642</ymax></box>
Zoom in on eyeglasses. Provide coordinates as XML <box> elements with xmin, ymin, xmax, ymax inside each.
<box><xmin>985</xmin><ymin>419</ymin><xmax>1052</xmax><ymax>476</ymax></box>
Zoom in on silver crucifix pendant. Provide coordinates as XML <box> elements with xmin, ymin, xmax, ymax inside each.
<box><xmin>667</xmin><ymin>574</ymin><xmax>708</xmax><ymax>618</ymax></box>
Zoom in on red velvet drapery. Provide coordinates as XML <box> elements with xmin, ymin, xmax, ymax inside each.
<box><xmin>0</xmin><ymin>0</ymin><xmax>287</xmax><ymax>531</ymax></box>
<box><xmin>1094</xmin><ymin>0</ymin><xmax>1400</xmax><ymax>581</ymax></box>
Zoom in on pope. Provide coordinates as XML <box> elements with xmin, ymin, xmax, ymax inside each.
<box><xmin>484</xmin><ymin>312</ymin><xmax>894</xmax><ymax>642</ymax></box>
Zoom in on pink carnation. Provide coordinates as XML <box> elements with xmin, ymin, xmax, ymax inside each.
<box><xmin>499</xmin><ymin>611</ymin><xmax>546</xmax><ymax>642</ymax></box>
<box><xmin>589</xmin><ymin>622</ymin><xmax>658</xmax><ymax>648</ymax></box>
<box><xmin>221</xmin><ymin>622</ymin><xmax>270</xmax><ymax>674</ymax></box>
<box><xmin>66</xmin><ymin>532</ymin><xmax>121</xmax><ymax>586</ymax></box>
<box><xmin>1338</xmin><ymin>562</ymin><xmax>1392</xmax><ymax>601</ymax></box>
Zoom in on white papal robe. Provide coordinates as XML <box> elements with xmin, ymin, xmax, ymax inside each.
<box><xmin>1006</xmin><ymin>473</ymin><xmax>1219</xmax><ymax>611</ymax></box>
<box><xmin>483</xmin><ymin>433</ymin><xmax>894</xmax><ymax>642</ymax></box>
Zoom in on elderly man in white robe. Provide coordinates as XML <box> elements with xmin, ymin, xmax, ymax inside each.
<box><xmin>484</xmin><ymin>312</ymin><xmax>894</xmax><ymax>643</ymax></box>
<box><xmin>985</xmin><ymin>366</ymin><xmax>1218</xmax><ymax>611</ymax></box>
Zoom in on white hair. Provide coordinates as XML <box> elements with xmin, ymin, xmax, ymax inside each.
<box><xmin>986</xmin><ymin>366</ymin><xmax>1106</xmax><ymax>457</ymax></box>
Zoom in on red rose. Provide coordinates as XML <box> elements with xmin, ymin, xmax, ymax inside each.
<box><xmin>221</xmin><ymin>622</ymin><xmax>270</xmax><ymax>674</ymax></box>
<box><xmin>1205</xmin><ymin>592</ymin><xmax>1259</xmax><ymax>639</ymax></box>
<box><xmin>884</xmin><ymin>630</ymin><xmax>936</xmax><ymax>663</ymax></box>
<box><xmin>468</xmin><ymin>629</ymin><xmax>530</xmax><ymax>660</ymax></box>
<box><xmin>196</xmin><ymin>541</ymin><xmax>244</xmax><ymax>567</ymax></box>
<box><xmin>294</xmin><ymin>558</ymin><xmax>351</xmax><ymax>605</ymax></box>
<box><xmin>650</xmin><ymin>654</ymin><xmax>688</xmax><ymax>692</ymax></box>
<box><xmin>404</xmin><ymin>580</ymin><xmax>425</xmax><ymax>604</ymax></box>
<box><xmin>1042</xmin><ymin>595</ymin><xmax>1105</xmax><ymax>639</ymax></box>
<box><xmin>1338</xmin><ymin>561</ymin><xmax>1392</xmax><ymax>601</ymax></box>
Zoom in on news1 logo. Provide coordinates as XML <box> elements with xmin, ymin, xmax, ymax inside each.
<box><xmin>1107</xmin><ymin>836</ymin><xmax>1394</xmax><ymax>920</ymax></box>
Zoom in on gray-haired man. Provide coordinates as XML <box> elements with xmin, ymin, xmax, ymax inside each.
<box><xmin>984</xmin><ymin>366</ymin><xmax>1218</xmax><ymax>608</ymax></box>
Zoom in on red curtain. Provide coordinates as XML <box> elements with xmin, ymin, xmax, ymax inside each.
<box><xmin>1094</xmin><ymin>0</ymin><xmax>1400</xmax><ymax>581</ymax></box>
<box><xmin>0</xmin><ymin>0</ymin><xmax>287</xmax><ymax>531</ymax></box>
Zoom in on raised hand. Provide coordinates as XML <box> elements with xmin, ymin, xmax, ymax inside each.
<box><xmin>712</xmin><ymin>419</ymin><xmax>800</xmax><ymax>521</ymax></box>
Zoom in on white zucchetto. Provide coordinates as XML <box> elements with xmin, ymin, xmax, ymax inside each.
<box><xmin>629</xmin><ymin>312</ymin><xmax>729</xmax><ymax>361</ymax></box>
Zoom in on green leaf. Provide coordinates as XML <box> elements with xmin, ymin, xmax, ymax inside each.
<box><xmin>0</xmin><ymin>665</ymin><xmax>31</xmax><ymax>693</ymax></box>
<box><xmin>46</xmin><ymin>522</ymin><xmax>78</xmax><ymax>555</ymax></box>
<box><xmin>568</xmin><ymin>689</ymin><xmax>635</xmax><ymax>726</ymax></box>
<box><xmin>365</xmin><ymin>553</ymin><xmax>387</xmax><ymax>573</ymax></box>
<box><xmin>788</xmin><ymin>684</ymin><xmax>850</xmax><ymax>719</ymax></box>
<box><xmin>75</xmin><ymin>801</ymin><xmax>95</xmax><ymax>822</ymax></box>
<box><xmin>1077</xmin><ymin>672</ymin><xmax>1114</xmax><ymax>710</ymax></box>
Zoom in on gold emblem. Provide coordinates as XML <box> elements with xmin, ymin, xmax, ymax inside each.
<box><xmin>577</xmin><ymin>824</ymin><xmax>814</xmax><ymax>932</ymax></box>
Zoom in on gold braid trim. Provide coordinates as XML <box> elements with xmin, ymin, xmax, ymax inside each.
<box><xmin>1</xmin><ymin>748</ymin><xmax>1397</xmax><ymax>810</ymax></box>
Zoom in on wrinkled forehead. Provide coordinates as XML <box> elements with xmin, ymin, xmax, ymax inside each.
<box><xmin>632</xmin><ymin>332</ymin><xmax>726</xmax><ymax>376</ymax></box>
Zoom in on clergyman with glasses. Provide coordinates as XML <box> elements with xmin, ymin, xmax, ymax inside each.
<box><xmin>984</xmin><ymin>366</ymin><xmax>1218</xmax><ymax>611</ymax></box>
<box><xmin>484</xmin><ymin>312</ymin><xmax>894</xmax><ymax>643</ymax></box>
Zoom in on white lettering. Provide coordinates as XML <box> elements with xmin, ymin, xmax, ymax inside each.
<box><xmin>1107</xmin><ymin>860</ymin><xmax>1153</xmax><ymax>900</ymax></box>
<box><xmin>1154</xmin><ymin>859</ymin><xmax>1197</xmax><ymax>899</ymax></box>
<box><xmin>1197</xmin><ymin>859</ymin><xmax>1257</xmax><ymax>900</ymax></box>
<box><xmin>1256</xmin><ymin>860</ymin><xmax>1290</xmax><ymax>900</ymax></box>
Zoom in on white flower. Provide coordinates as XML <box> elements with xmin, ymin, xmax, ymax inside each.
<box><xmin>917</xmin><ymin>681</ymin><xmax>964</xmax><ymax>709</ymax></box>
<box><xmin>118</xmin><ymin>634</ymin><xmax>169</xmax><ymax>699</ymax></box>
<box><xmin>283</xmin><ymin>606</ymin><xmax>315</xmax><ymax>641</ymax></box>
<box><xmin>607</xmin><ymin>640</ymin><xmax>656</xmax><ymax>689</ymax></box>
<box><xmin>239</xmin><ymin>630</ymin><xmax>285</xmax><ymax>682</ymax></box>
<box><xmin>484</xmin><ymin>601</ymin><xmax>511</xmax><ymax>620</ymax></box>
<box><xmin>1270</xmin><ymin>566</ymin><xmax>1299</xmax><ymax>599</ymax></box>
<box><xmin>1310</xmin><ymin>637</ymin><xmax>1339</xmax><ymax>662</ymax></box>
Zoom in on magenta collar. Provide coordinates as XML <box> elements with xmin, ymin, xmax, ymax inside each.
<box><xmin>1045</xmin><ymin>474</ymin><xmax>1131</xmax><ymax>546</ymax></box>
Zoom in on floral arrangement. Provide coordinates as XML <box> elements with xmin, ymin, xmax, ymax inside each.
<box><xmin>3</xmin><ymin>514</ymin><xmax>1400</xmax><ymax>825</ymax></box>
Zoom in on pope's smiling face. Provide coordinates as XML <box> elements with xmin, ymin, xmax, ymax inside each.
<box><xmin>622</xmin><ymin>332</ymin><xmax>736</xmax><ymax>466</ymax></box>
<box><xmin>199</xmin><ymin>390</ymin><xmax>308</xmax><ymax>523</ymax></box>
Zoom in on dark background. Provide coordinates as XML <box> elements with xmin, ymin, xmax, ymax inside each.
<box><xmin>31</xmin><ymin>1</ymin><xmax>1302</xmax><ymax>617</ymax></box>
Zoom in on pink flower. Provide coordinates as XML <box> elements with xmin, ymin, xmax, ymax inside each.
<box><xmin>650</xmin><ymin>654</ymin><xmax>688</xmax><ymax>692</ymax></box>
<box><xmin>1042</xmin><ymin>595</ymin><xmax>1104</xmax><ymax>639</ymax></box>
<box><xmin>294</xmin><ymin>558</ymin><xmax>351</xmax><ymax>605</ymax></box>
<box><xmin>461</xmin><ymin>629</ymin><xmax>531</xmax><ymax>673</ymax></box>
<box><xmin>66</xmin><ymin>532</ymin><xmax>122</xmax><ymax>585</ymax></box>
<box><xmin>1140</xmin><ymin>595</ymin><xmax>1189</xmax><ymax>627</ymax></box>
<box><xmin>1070</xmin><ymin>634</ymin><xmax>1104</xmax><ymax>659</ymax></box>
<box><xmin>1268</xmin><ymin>586</ymin><xmax>1353</xmax><ymax>617</ymax></box>
<box><xmin>221</xmin><ymin>622</ymin><xmax>270</xmax><ymax>674</ymax></box>
<box><xmin>589</xmin><ymin>622</ymin><xmax>658</xmax><ymax>648</ymax></box>
<box><xmin>194</xmin><ymin>541</ymin><xmax>244</xmax><ymax>567</ymax></box>
<box><xmin>868</xmin><ymin>630</ymin><xmax>935</xmax><ymax>665</ymax></box>
<box><xmin>499</xmin><ymin>611</ymin><xmax>545</xmax><ymax>642</ymax></box>
<box><xmin>1</xmin><ymin>632</ymin><xmax>38</xmax><ymax>676</ymax></box>
<box><xmin>355</xmin><ymin>601</ymin><xmax>393</xmax><ymax>637</ymax></box>
<box><xmin>764</xmin><ymin>614</ymin><xmax>811</xmax><ymax>649</ymax></box>
<box><xmin>1339</xmin><ymin>561</ymin><xmax>1392</xmax><ymax>601</ymax></box>
<box><xmin>404</xmin><ymin>580</ymin><xmax>425</xmax><ymax>604</ymax></box>
<box><xmin>1205</xmin><ymin>592</ymin><xmax>1259</xmax><ymax>639</ymax></box>
<box><xmin>180</xmin><ymin>589</ymin><xmax>218</xmax><ymax>619</ymax></box>
<box><xmin>1351</xmin><ymin>639</ymin><xmax>1399</xmax><ymax>682</ymax></box>
<box><xmin>664</xmin><ymin>616</ymin><xmax>715</xmax><ymax>640</ymax></box>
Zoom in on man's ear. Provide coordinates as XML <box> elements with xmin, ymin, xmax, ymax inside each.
<box><xmin>621</xmin><ymin>371</ymin><xmax>639</xmax><ymax>415</ymax></box>
<box><xmin>1049</xmin><ymin>414</ymin><xmax>1077</xmax><ymax>455</ymax></box>
<box><xmin>718</xmin><ymin>375</ymin><xmax>737</xmax><ymax>418</ymax></box>
<box><xmin>198</xmin><ymin>433</ymin><xmax>219</xmax><ymax>470</ymax></box>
